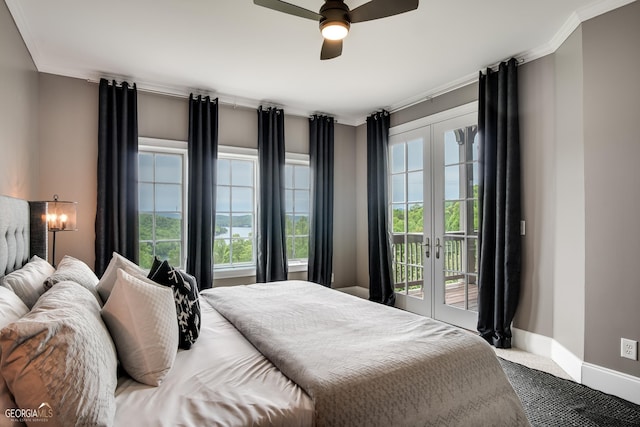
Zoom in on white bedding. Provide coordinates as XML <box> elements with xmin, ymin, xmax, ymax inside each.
<box><xmin>206</xmin><ymin>280</ymin><xmax>530</xmax><ymax>427</ymax></box>
<box><xmin>114</xmin><ymin>296</ymin><xmax>314</xmax><ymax>427</ymax></box>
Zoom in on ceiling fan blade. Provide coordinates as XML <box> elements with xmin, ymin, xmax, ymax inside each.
<box><xmin>350</xmin><ymin>0</ymin><xmax>419</xmax><ymax>23</ymax></box>
<box><xmin>320</xmin><ymin>39</ymin><xmax>343</xmax><ymax>60</ymax></box>
<box><xmin>253</xmin><ymin>0</ymin><xmax>322</xmax><ymax>21</ymax></box>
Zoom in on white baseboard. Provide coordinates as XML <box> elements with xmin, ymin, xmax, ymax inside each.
<box><xmin>582</xmin><ymin>363</ymin><xmax>640</xmax><ymax>406</ymax></box>
<box><xmin>512</xmin><ymin>327</ymin><xmax>640</xmax><ymax>405</ymax></box>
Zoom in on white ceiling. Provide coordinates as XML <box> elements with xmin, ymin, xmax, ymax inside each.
<box><xmin>6</xmin><ymin>0</ymin><xmax>634</xmax><ymax>125</ymax></box>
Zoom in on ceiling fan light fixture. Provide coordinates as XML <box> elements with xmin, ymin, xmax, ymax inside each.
<box><xmin>320</xmin><ymin>20</ymin><xmax>349</xmax><ymax>40</ymax></box>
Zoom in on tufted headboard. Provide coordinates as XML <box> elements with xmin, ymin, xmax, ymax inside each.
<box><xmin>0</xmin><ymin>195</ymin><xmax>48</xmax><ymax>278</ymax></box>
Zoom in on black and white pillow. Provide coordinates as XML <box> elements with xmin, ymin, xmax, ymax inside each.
<box><xmin>148</xmin><ymin>258</ymin><xmax>201</xmax><ymax>349</ymax></box>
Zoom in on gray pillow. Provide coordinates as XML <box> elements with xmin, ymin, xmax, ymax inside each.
<box><xmin>101</xmin><ymin>269</ymin><xmax>178</xmax><ymax>386</ymax></box>
<box><xmin>0</xmin><ymin>281</ymin><xmax>118</xmax><ymax>426</ymax></box>
<box><xmin>0</xmin><ymin>255</ymin><xmax>54</xmax><ymax>308</ymax></box>
<box><xmin>44</xmin><ymin>255</ymin><xmax>101</xmax><ymax>305</ymax></box>
<box><xmin>96</xmin><ymin>252</ymin><xmax>144</xmax><ymax>304</ymax></box>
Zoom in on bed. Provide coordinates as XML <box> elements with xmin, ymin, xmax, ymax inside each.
<box><xmin>0</xmin><ymin>194</ymin><xmax>529</xmax><ymax>426</ymax></box>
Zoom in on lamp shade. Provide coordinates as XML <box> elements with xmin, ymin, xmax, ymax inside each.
<box><xmin>46</xmin><ymin>198</ymin><xmax>77</xmax><ymax>232</ymax></box>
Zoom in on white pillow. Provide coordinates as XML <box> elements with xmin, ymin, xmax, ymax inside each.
<box><xmin>0</xmin><ymin>255</ymin><xmax>54</xmax><ymax>308</ymax></box>
<box><xmin>0</xmin><ymin>286</ymin><xmax>29</xmax><ymax>427</ymax></box>
<box><xmin>43</xmin><ymin>255</ymin><xmax>101</xmax><ymax>305</ymax></box>
<box><xmin>101</xmin><ymin>269</ymin><xmax>178</xmax><ymax>386</ymax></box>
<box><xmin>0</xmin><ymin>281</ymin><xmax>118</xmax><ymax>426</ymax></box>
<box><xmin>96</xmin><ymin>252</ymin><xmax>145</xmax><ymax>303</ymax></box>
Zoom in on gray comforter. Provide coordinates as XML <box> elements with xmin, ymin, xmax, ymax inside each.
<box><xmin>204</xmin><ymin>280</ymin><xmax>529</xmax><ymax>427</ymax></box>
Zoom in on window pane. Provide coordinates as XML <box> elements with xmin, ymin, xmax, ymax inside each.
<box><xmin>285</xmin><ymin>165</ymin><xmax>293</xmax><ymax>188</ymax></box>
<box><xmin>217</xmin><ymin>186</ymin><xmax>230</xmax><ymax>212</ymax></box>
<box><xmin>156</xmin><ymin>241</ymin><xmax>181</xmax><ymax>267</ymax></box>
<box><xmin>294</xmin><ymin>214</ymin><xmax>309</xmax><ymax>236</ymax></box>
<box><xmin>139</xmin><ymin>242</ymin><xmax>154</xmax><ymax>270</ymax></box>
<box><xmin>295</xmin><ymin>166</ymin><xmax>309</xmax><ymax>188</ymax></box>
<box><xmin>139</xmin><ymin>153</ymin><xmax>153</xmax><ymax>181</ymax></box>
<box><xmin>155</xmin><ymin>213</ymin><xmax>181</xmax><ymax>239</ymax></box>
<box><xmin>407</xmin><ymin>171</ymin><xmax>422</xmax><ymax>203</ymax></box>
<box><xmin>391</xmin><ymin>144</ymin><xmax>405</xmax><ymax>173</ymax></box>
<box><xmin>139</xmin><ymin>184</ymin><xmax>154</xmax><ymax>212</ymax></box>
<box><xmin>392</xmin><ymin>175</ymin><xmax>405</xmax><ymax>203</ymax></box>
<box><xmin>214</xmin><ymin>239</ymin><xmax>230</xmax><ymax>265</ymax></box>
<box><xmin>231</xmin><ymin>238</ymin><xmax>253</xmax><ymax>263</ymax></box>
<box><xmin>231</xmin><ymin>160</ymin><xmax>253</xmax><ymax>186</ymax></box>
<box><xmin>285</xmin><ymin>189</ymin><xmax>293</xmax><ymax>212</ymax></box>
<box><xmin>155</xmin><ymin>154</ymin><xmax>181</xmax><ymax>183</ymax></box>
<box><xmin>294</xmin><ymin>236</ymin><xmax>309</xmax><ymax>259</ymax></box>
<box><xmin>232</xmin><ymin>187</ymin><xmax>253</xmax><ymax>211</ymax></box>
<box><xmin>294</xmin><ymin>190</ymin><xmax>309</xmax><ymax>213</ymax></box>
<box><xmin>407</xmin><ymin>139</ymin><xmax>423</xmax><ymax>171</ymax></box>
<box><xmin>444</xmin><ymin>130</ymin><xmax>460</xmax><ymax>165</ymax></box>
<box><xmin>139</xmin><ymin>213</ymin><xmax>153</xmax><ymax>240</ymax></box>
<box><xmin>473</xmin><ymin>132</ymin><xmax>479</xmax><ymax>161</ymax></box>
<box><xmin>215</xmin><ymin>214</ymin><xmax>230</xmax><ymax>239</ymax></box>
<box><xmin>155</xmin><ymin>184</ymin><xmax>181</xmax><ymax>212</ymax></box>
<box><xmin>217</xmin><ymin>159</ymin><xmax>230</xmax><ymax>185</ymax></box>
<box><xmin>231</xmin><ymin>213</ymin><xmax>253</xmax><ymax>238</ymax></box>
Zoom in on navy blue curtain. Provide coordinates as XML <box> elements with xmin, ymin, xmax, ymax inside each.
<box><xmin>477</xmin><ymin>58</ymin><xmax>522</xmax><ymax>348</ymax></box>
<box><xmin>186</xmin><ymin>95</ymin><xmax>218</xmax><ymax>290</ymax></box>
<box><xmin>257</xmin><ymin>107</ymin><xmax>288</xmax><ymax>282</ymax></box>
<box><xmin>308</xmin><ymin>115</ymin><xmax>334</xmax><ymax>286</ymax></box>
<box><xmin>366</xmin><ymin>111</ymin><xmax>395</xmax><ymax>306</ymax></box>
<box><xmin>96</xmin><ymin>79</ymin><xmax>138</xmax><ymax>276</ymax></box>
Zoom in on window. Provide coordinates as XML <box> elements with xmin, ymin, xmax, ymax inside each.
<box><xmin>214</xmin><ymin>148</ymin><xmax>257</xmax><ymax>270</ymax></box>
<box><xmin>285</xmin><ymin>155</ymin><xmax>310</xmax><ymax>265</ymax></box>
<box><xmin>138</xmin><ymin>139</ymin><xmax>187</xmax><ymax>270</ymax></box>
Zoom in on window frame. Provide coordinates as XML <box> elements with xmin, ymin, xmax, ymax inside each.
<box><xmin>138</xmin><ymin>137</ymin><xmax>189</xmax><ymax>269</ymax></box>
<box><xmin>284</xmin><ymin>153</ymin><xmax>311</xmax><ymax>272</ymax></box>
<box><xmin>214</xmin><ymin>145</ymin><xmax>259</xmax><ymax>279</ymax></box>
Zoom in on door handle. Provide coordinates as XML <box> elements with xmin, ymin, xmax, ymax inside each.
<box><xmin>435</xmin><ymin>238</ymin><xmax>441</xmax><ymax>259</ymax></box>
<box><xmin>422</xmin><ymin>238</ymin><xmax>430</xmax><ymax>258</ymax></box>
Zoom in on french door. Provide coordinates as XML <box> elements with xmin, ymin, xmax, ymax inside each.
<box><xmin>390</xmin><ymin>107</ymin><xmax>479</xmax><ymax>330</ymax></box>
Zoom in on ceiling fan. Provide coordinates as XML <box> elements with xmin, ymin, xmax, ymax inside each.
<box><xmin>254</xmin><ymin>0</ymin><xmax>419</xmax><ymax>60</ymax></box>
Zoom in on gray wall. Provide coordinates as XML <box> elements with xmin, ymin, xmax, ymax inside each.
<box><xmin>38</xmin><ymin>79</ymin><xmax>358</xmax><ymax>288</ymax></box>
<box><xmin>582</xmin><ymin>1</ymin><xmax>640</xmax><ymax>377</ymax></box>
<box><xmin>552</xmin><ymin>27</ymin><xmax>586</xmax><ymax>359</ymax></box>
<box><xmin>0</xmin><ymin>0</ymin><xmax>39</xmax><ymax>199</ymax></box>
<box><xmin>515</xmin><ymin>54</ymin><xmax>557</xmax><ymax>338</ymax></box>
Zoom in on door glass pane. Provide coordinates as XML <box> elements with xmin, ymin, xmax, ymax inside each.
<box><xmin>407</xmin><ymin>172</ymin><xmax>423</xmax><ymax>203</ymax></box>
<box><xmin>392</xmin><ymin>204</ymin><xmax>406</xmax><ymax>233</ymax></box>
<box><xmin>407</xmin><ymin>203</ymin><xmax>423</xmax><ymax>233</ymax></box>
<box><xmin>444</xmin><ymin>131</ymin><xmax>461</xmax><ymax>165</ymax></box>
<box><xmin>444</xmin><ymin>165</ymin><xmax>462</xmax><ymax>200</ymax></box>
<box><xmin>468</xmin><ymin>275</ymin><xmax>478</xmax><ymax>312</ymax></box>
<box><xmin>392</xmin><ymin>175</ymin><xmax>405</xmax><ymax>203</ymax></box>
<box><xmin>444</xmin><ymin>201</ymin><xmax>463</xmax><ymax>233</ymax></box>
<box><xmin>407</xmin><ymin>139</ymin><xmax>423</xmax><ymax>171</ymax></box>
<box><xmin>391</xmin><ymin>144</ymin><xmax>405</xmax><ymax>173</ymax></box>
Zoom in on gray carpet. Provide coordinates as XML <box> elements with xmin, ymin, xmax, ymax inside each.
<box><xmin>499</xmin><ymin>358</ymin><xmax>640</xmax><ymax>426</ymax></box>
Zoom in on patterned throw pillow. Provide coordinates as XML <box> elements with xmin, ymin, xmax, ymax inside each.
<box><xmin>148</xmin><ymin>259</ymin><xmax>201</xmax><ymax>350</ymax></box>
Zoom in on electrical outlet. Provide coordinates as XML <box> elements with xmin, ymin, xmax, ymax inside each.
<box><xmin>621</xmin><ymin>338</ymin><xmax>638</xmax><ymax>360</ymax></box>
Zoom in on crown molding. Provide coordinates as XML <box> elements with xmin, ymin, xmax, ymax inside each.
<box><xmin>7</xmin><ymin>0</ymin><xmax>636</xmax><ymax>127</ymax></box>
